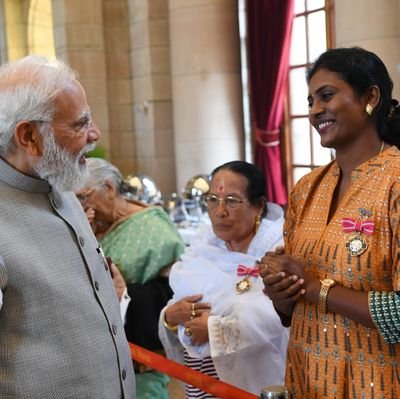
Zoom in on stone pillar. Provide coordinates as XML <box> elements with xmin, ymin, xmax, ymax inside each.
<box><xmin>1</xmin><ymin>0</ymin><xmax>55</xmax><ymax>61</ymax></box>
<box><xmin>128</xmin><ymin>0</ymin><xmax>177</xmax><ymax>195</ymax></box>
<box><xmin>27</xmin><ymin>0</ymin><xmax>56</xmax><ymax>57</ymax></box>
<box><xmin>0</xmin><ymin>0</ymin><xmax>8</xmax><ymax>62</ymax></box>
<box><xmin>2</xmin><ymin>0</ymin><xmax>29</xmax><ymax>60</ymax></box>
<box><xmin>334</xmin><ymin>0</ymin><xmax>400</xmax><ymax>99</ymax></box>
<box><xmin>103</xmin><ymin>0</ymin><xmax>135</xmax><ymax>174</ymax></box>
<box><xmin>52</xmin><ymin>0</ymin><xmax>111</xmax><ymax>152</ymax></box>
<box><xmin>169</xmin><ymin>0</ymin><xmax>244</xmax><ymax>191</ymax></box>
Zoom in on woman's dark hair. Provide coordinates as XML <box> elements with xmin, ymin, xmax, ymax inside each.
<box><xmin>211</xmin><ymin>160</ymin><xmax>268</xmax><ymax>218</ymax></box>
<box><xmin>306</xmin><ymin>47</ymin><xmax>400</xmax><ymax>147</ymax></box>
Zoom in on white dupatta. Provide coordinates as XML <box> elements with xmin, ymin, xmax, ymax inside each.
<box><xmin>159</xmin><ymin>203</ymin><xmax>289</xmax><ymax>395</ymax></box>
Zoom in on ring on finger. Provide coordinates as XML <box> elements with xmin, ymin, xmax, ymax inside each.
<box><xmin>191</xmin><ymin>303</ymin><xmax>196</xmax><ymax>318</ymax></box>
<box><xmin>257</xmin><ymin>263</ymin><xmax>267</xmax><ymax>276</ymax></box>
<box><xmin>184</xmin><ymin>327</ymin><xmax>192</xmax><ymax>336</ymax></box>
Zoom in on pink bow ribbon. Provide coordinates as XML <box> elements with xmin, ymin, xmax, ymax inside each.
<box><xmin>341</xmin><ymin>218</ymin><xmax>374</xmax><ymax>235</ymax></box>
<box><xmin>237</xmin><ymin>264</ymin><xmax>259</xmax><ymax>277</ymax></box>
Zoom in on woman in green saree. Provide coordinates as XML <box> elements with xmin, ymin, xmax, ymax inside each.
<box><xmin>76</xmin><ymin>158</ymin><xmax>185</xmax><ymax>399</ymax></box>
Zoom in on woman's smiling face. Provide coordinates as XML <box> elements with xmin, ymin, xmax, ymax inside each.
<box><xmin>308</xmin><ymin>68</ymin><xmax>370</xmax><ymax>150</ymax></box>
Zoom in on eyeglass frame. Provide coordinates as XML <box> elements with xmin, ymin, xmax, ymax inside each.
<box><xmin>29</xmin><ymin>112</ymin><xmax>93</xmax><ymax>136</ymax></box>
<box><xmin>203</xmin><ymin>193</ymin><xmax>248</xmax><ymax>210</ymax></box>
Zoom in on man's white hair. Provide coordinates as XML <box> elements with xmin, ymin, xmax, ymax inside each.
<box><xmin>0</xmin><ymin>55</ymin><xmax>77</xmax><ymax>156</ymax></box>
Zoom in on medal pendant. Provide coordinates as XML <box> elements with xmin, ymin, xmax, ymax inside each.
<box><xmin>345</xmin><ymin>234</ymin><xmax>368</xmax><ymax>256</ymax></box>
<box><xmin>236</xmin><ymin>275</ymin><xmax>251</xmax><ymax>293</ymax></box>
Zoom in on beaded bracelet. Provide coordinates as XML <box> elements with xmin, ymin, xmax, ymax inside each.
<box><xmin>368</xmin><ymin>291</ymin><xmax>400</xmax><ymax>344</ymax></box>
<box><xmin>163</xmin><ymin>313</ymin><xmax>178</xmax><ymax>332</ymax></box>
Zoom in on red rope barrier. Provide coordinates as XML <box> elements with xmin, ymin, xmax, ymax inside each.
<box><xmin>130</xmin><ymin>343</ymin><xmax>259</xmax><ymax>399</ymax></box>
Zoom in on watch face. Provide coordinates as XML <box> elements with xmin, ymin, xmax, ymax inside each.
<box><xmin>321</xmin><ymin>278</ymin><xmax>335</xmax><ymax>286</ymax></box>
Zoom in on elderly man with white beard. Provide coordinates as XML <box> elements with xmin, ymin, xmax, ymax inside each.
<box><xmin>0</xmin><ymin>55</ymin><xmax>135</xmax><ymax>398</ymax></box>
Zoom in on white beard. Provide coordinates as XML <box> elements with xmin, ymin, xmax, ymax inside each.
<box><xmin>33</xmin><ymin>126</ymin><xmax>95</xmax><ymax>192</ymax></box>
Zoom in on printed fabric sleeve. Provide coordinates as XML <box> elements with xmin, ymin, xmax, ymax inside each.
<box><xmin>368</xmin><ymin>182</ymin><xmax>400</xmax><ymax>343</ymax></box>
<box><xmin>368</xmin><ymin>291</ymin><xmax>400</xmax><ymax>344</ymax></box>
<box><xmin>390</xmin><ymin>182</ymin><xmax>400</xmax><ymax>291</ymax></box>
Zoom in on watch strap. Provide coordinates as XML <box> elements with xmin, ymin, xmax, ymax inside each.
<box><xmin>318</xmin><ymin>280</ymin><xmax>335</xmax><ymax>314</ymax></box>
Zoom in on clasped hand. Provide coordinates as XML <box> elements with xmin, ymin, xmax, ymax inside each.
<box><xmin>165</xmin><ymin>294</ymin><xmax>211</xmax><ymax>345</ymax></box>
<box><xmin>258</xmin><ymin>247</ymin><xmax>306</xmax><ymax>320</ymax></box>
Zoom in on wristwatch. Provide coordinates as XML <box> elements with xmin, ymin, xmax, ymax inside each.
<box><xmin>318</xmin><ymin>278</ymin><xmax>336</xmax><ymax>314</ymax></box>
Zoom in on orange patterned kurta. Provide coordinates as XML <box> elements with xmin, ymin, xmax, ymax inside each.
<box><xmin>285</xmin><ymin>146</ymin><xmax>400</xmax><ymax>399</ymax></box>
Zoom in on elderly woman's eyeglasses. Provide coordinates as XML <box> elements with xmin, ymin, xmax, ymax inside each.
<box><xmin>203</xmin><ymin>194</ymin><xmax>246</xmax><ymax>210</ymax></box>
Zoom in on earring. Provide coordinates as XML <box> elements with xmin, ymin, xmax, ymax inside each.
<box><xmin>255</xmin><ymin>214</ymin><xmax>261</xmax><ymax>232</ymax></box>
<box><xmin>366</xmin><ymin>103</ymin><xmax>373</xmax><ymax>116</ymax></box>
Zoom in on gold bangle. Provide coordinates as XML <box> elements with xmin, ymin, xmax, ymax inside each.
<box><xmin>163</xmin><ymin>313</ymin><xmax>178</xmax><ymax>332</ymax></box>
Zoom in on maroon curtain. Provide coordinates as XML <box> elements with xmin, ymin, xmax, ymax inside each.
<box><xmin>247</xmin><ymin>0</ymin><xmax>294</xmax><ymax>206</ymax></box>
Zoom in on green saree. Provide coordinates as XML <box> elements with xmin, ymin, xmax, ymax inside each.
<box><xmin>100</xmin><ymin>206</ymin><xmax>185</xmax><ymax>284</ymax></box>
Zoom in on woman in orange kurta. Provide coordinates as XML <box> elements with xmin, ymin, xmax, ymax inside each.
<box><xmin>260</xmin><ymin>47</ymin><xmax>400</xmax><ymax>399</ymax></box>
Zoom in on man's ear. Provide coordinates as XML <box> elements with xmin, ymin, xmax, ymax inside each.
<box><xmin>13</xmin><ymin>121</ymin><xmax>43</xmax><ymax>156</ymax></box>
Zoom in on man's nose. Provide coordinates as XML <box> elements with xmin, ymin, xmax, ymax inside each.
<box><xmin>88</xmin><ymin>121</ymin><xmax>101</xmax><ymax>142</ymax></box>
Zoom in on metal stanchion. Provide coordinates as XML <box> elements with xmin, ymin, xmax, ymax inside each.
<box><xmin>260</xmin><ymin>385</ymin><xmax>290</xmax><ymax>399</ymax></box>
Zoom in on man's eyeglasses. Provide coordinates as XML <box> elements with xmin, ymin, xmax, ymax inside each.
<box><xmin>203</xmin><ymin>194</ymin><xmax>247</xmax><ymax>210</ymax></box>
<box><xmin>30</xmin><ymin>114</ymin><xmax>93</xmax><ymax>135</ymax></box>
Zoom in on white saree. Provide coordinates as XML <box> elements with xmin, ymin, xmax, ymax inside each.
<box><xmin>159</xmin><ymin>203</ymin><xmax>289</xmax><ymax>395</ymax></box>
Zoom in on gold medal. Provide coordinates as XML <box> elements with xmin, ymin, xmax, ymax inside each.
<box><xmin>236</xmin><ymin>276</ymin><xmax>251</xmax><ymax>293</ymax></box>
<box><xmin>345</xmin><ymin>234</ymin><xmax>368</xmax><ymax>256</ymax></box>
<box><xmin>236</xmin><ymin>264</ymin><xmax>259</xmax><ymax>293</ymax></box>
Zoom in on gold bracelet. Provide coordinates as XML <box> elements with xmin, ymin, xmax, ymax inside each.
<box><xmin>318</xmin><ymin>278</ymin><xmax>336</xmax><ymax>314</ymax></box>
<box><xmin>163</xmin><ymin>313</ymin><xmax>178</xmax><ymax>332</ymax></box>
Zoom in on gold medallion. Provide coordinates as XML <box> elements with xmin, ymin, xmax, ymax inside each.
<box><xmin>236</xmin><ymin>276</ymin><xmax>251</xmax><ymax>293</ymax></box>
<box><xmin>345</xmin><ymin>234</ymin><xmax>368</xmax><ymax>256</ymax></box>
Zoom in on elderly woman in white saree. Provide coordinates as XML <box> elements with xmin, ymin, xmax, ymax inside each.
<box><xmin>159</xmin><ymin>161</ymin><xmax>289</xmax><ymax>398</ymax></box>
